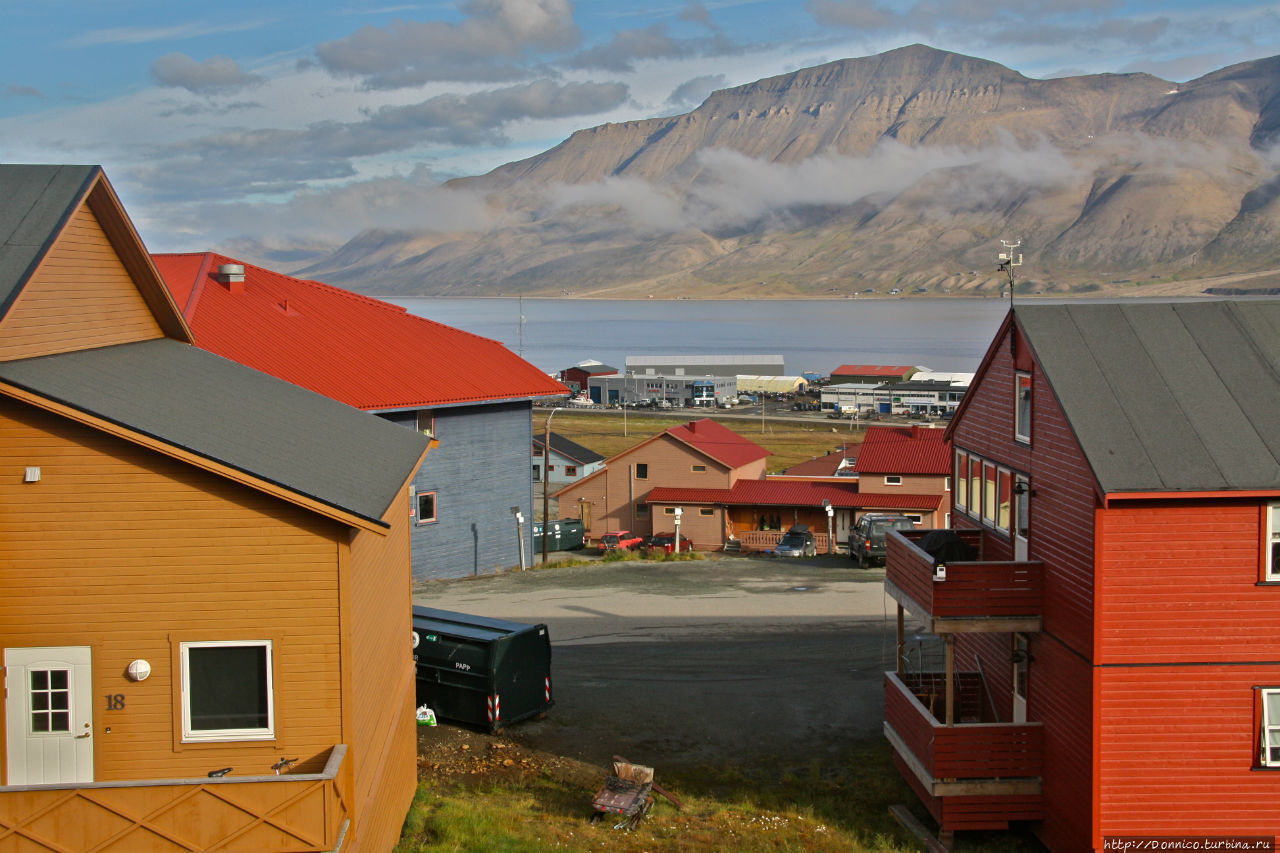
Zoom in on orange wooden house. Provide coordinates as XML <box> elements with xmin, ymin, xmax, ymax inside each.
<box><xmin>0</xmin><ymin>165</ymin><xmax>430</xmax><ymax>852</ymax></box>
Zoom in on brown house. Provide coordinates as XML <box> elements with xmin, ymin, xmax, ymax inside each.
<box><xmin>552</xmin><ymin>418</ymin><xmax>769</xmax><ymax>546</ymax></box>
<box><xmin>0</xmin><ymin>166</ymin><xmax>429</xmax><ymax>852</ymax></box>
<box><xmin>851</xmin><ymin>424</ymin><xmax>951</xmax><ymax>527</ymax></box>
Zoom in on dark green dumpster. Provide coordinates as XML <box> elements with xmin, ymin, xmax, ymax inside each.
<box><xmin>411</xmin><ymin>606</ymin><xmax>553</xmax><ymax>731</ymax></box>
<box><xmin>533</xmin><ymin>518</ymin><xmax>585</xmax><ymax>552</ymax></box>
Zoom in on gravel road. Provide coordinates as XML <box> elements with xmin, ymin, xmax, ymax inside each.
<box><xmin>411</xmin><ymin>554</ymin><xmax>918</xmax><ymax>772</ymax></box>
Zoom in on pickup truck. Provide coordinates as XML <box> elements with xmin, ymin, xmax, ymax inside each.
<box><xmin>599</xmin><ymin>530</ymin><xmax>643</xmax><ymax>553</ymax></box>
<box><xmin>849</xmin><ymin>514</ymin><xmax>916</xmax><ymax>567</ymax></box>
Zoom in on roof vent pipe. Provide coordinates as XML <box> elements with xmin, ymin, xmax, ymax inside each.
<box><xmin>215</xmin><ymin>263</ymin><xmax>246</xmax><ymax>294</ymax></box>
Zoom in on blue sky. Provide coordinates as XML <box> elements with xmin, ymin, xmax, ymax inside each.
<box><xmin>4</xmin><ymin>0</ymin><xmax>1280</xmax><ymax>255</ymax></box>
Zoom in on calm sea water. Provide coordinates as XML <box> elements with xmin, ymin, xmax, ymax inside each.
<box><xmin>387</xmin><ymin>297</ymin><xmax>1013</xmax><ymax>376</ymax></box>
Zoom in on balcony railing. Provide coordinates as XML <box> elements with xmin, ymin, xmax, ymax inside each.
<box><xmin>0</xmin><ymin>744</ymin><xmax>348</xmax><ymax>853</ymax></box>
<box><xmin>885</xmin><ymin>529</ymin><xmax>1042</xmax><ymax>630</ymax></box>
<box><xmin>884</xmin><ymin>672</ymin><xmax>1042</xmax><ymax>797</ymax></box>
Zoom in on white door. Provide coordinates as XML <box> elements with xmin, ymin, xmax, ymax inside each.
<box><xmin>4</xmin><ymin>647</ymin><xmax>94</xmax><ymax>785</ymax></box>
<box><xmin>835</xmin><ymin>510</ymin><xmax>851</xmax><ymax>545</ymax></box>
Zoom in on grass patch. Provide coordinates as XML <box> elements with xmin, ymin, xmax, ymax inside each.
<box><xmin>398</xmin><ymin>740</ymin><xmax>1047</xmax><ymax>852</ymax></box>
<box><xmin>535</xmin><ymin>411</ymin><xmax>864</xmax><ymax>473</ymax></box>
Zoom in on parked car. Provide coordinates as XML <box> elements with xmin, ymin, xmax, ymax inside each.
<box><xmin>774</xmin><ymin>524</ymin><xmax>817</xmax><ymax>557</ymax></box>
<box><xmin>599</xmin><ymin>531</ymin><xmax>643</xmax><ymax>553</ymax></box>
<box><xmin>642</xmin><ymin>533</ymin><xmax>694</xmax><ymax>554</ymax></box>
<box><xmin>849</xmin><ymin>513</ymin><xmax>916</xmax><ymax>567</ymax></box>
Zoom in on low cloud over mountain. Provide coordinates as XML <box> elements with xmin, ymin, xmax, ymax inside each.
<box><xmin>296</xmin><ymin>45</ymin><xmax>1280</xmax><ymax>297</ymax></box>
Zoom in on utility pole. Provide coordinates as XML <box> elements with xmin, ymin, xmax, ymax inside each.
<box><xmin>541</xmin><ymin>407</ymin><xmax>560</xmax><ymax>564</ymax></box>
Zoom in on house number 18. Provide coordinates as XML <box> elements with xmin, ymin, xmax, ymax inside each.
<box><xmin>106</xmin><ymin>694</ymin><xmax>125</xmax><ymax>711</ymax></box>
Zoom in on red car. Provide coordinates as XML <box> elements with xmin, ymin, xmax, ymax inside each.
<box><xmin>642</xmin><ymin>533</ymin><xmax>694</xmax><ymax>554</ymax></box>
<box><xmin>599</xmin><ymin>530</ymin><xmax>643</xmax><ymax>553</ymax></box>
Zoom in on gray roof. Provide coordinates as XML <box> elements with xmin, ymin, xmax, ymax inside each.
<box><xmin>1016</xmin><ymin>300</ymin><xmax>1280</xmax><ymax>494</ymax></box>
<box><xmin>0</xmin><ymin>165</ymin><xmax>97</xmax><ymax>317</ymax></box>
<box><xmin>535</xmin><ymin>432</ymin><xmax>605</xmax><ymax>465</ymax></box>
<box><xmin>0</xmin><ymin>338</ymin><xmax>429</xmax><ymax>525</ymax></box>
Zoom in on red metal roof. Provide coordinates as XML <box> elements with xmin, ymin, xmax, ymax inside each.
<box><xmin>851</xmin><ymin>425</ymin><xmax>950</xmax><ymax>475</ymax></box>
<box><xmin>831</xmin><ymin>364</ymin><xmax>916</xmax><ymax>376</ymax></box>
<box><xmin>664</xmin><ymin>418</ymin><xmax>770</xmax><ymax>469</ymax></box>
<box><xmin>152</xmin><ymin>253</ymin><xmax>568</xmax><ymax>410</ymax></box>
<box><xmin>647</xmin><ymin>481</ymin><xmax>941</xmax><ymax>510</ymax></box>
<box><xmin>781</xmin><ymin>444</ymin><xmax>857</xmax><ymax>477</ymax></box>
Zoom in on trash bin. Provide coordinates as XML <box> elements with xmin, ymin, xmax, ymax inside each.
<box><xmin>411</xmin><ymin>606</ymin><xmax>553</xmax><ymax>732</ymax></box>
<box><xmin>533</xmin><ymin>519</ymin><xmax>585</xmax><ymax>552</ymax></box>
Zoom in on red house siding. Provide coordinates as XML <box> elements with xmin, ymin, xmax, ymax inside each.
<box><xmin>949</xmin><ymin>319</ymin><xmax>1099</xmax><ymax>850</ymax></box>
<box><xmin>1096</xmin><ymin>501</ymin><xmax>1274</xmax><ymax>663</ymax></box>
<box><xmin>1097</xmin><ymin>665</ymin><xmax>1280</xmax><ymax>843</ymax></box>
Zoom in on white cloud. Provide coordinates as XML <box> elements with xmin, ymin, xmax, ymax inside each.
<box><xmin>151</xmin><ymin>53</ymin><xmax>265</xmax><ymax>94</ymax></box>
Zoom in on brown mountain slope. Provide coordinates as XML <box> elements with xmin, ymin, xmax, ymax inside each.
<box><xmin>301</xmin><ymin>45</ymin><xmax>1280</xmax><ymax>297</ymax></box>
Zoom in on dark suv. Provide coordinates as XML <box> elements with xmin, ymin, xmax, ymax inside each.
<box><xmin>849</xmin><ymin>514</ymin><xmax>916</xmax><ymax>567</ymax></box>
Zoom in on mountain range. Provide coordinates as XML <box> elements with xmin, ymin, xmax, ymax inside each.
<box><xmin>296</xmin><ymin>44</ymin><xmax>1280</xmax><ymax>298</ymax></box>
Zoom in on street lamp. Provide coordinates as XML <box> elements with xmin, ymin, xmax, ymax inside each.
<box><xmin>822</xmin><ymin>499</ymin><xmax>834</xmax><ymax>555</ymax></box>
<box><xmin>511</xmin><ymin>506</ymin><xmax>527</xmax><ymax>571</ymax></box>
<box><xmin>673</xmin><ymin>507</ymin><xmax>683</xmax><ymax>554</ymax></box>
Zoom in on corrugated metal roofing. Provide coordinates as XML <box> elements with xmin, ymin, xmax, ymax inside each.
<box><xmin>781</xmin><ymin>445</ymin><xmax>856</xmax><ymax>477</ymax></box>
<box><xmin>0</xmin><ymin>165</ymin><xmax>97</xmax><ymax>318</ymax></box>
<box><xmin>0</xmin><ymin>338</ymin><xmax>428</xmax><ymax>525</ymax></box>
<box><xmin>852</xmin><ymin>425</ymin><xmax>950</xmax><ymax>475</ymax></box>
<box><xmin>665</xmin><ymin>418</ymin><xmax>770</xmax><ymax>468</ymax></box>
<box><xmin>1016</xmin><ymin>301</ymin><xmax>1280</xmax><ymax>493</ymax></box>
<box><xmin>647</xmin><ymin>480</ymin><xmax>941</xmax><ymax>510</ymax></box>
<box><xmin>152</xmin><ymin>253</ymin><xmax>569</xmax><ymax>411</ymax></box>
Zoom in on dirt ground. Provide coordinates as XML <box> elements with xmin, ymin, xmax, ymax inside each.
<box><xmin>411</xmin><ymin>554</ymin><xmax>908</xmax><ymax>785</ymax></box>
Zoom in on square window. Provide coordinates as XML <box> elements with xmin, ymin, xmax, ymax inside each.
<box><xmin>565</xmin><ymin>465</ymin><xmax>578</xmax><ymax>477</ymax></box>
<box><xmin>181</xmin><ymin>641</ymin><xmax>273</xmax><ymax>742</ymax></box>
<box><xmin>418</xmin><ymin>491</ymin><xmax>437</xmax><ymax>523</ymax></box>
<box><xmin>634</xmin><ymin>464</ymin><xmax>648</xmax><ymax>480</ymax></box>
<box><xmin>1015</xmin><ymin>373</ymin><xmax>1032</xmax><ymax>443</ymax></box>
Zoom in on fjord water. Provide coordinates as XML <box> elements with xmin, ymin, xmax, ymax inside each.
<box><xmin>389</xmin><ymin>297</ymin><xmax>1011</xmax><ymax>376</ymax></box>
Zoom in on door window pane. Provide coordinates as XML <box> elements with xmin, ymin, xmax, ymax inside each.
<box><xmin>29</xmin><ymin>668</ymin><xmax>71</xmax><ymax>734</ymax></box>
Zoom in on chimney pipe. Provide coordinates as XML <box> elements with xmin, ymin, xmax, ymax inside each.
<box><xmin>216</xmin><ymin>264</ymin><xmax>245</xmax><ymax>294</ymax></box>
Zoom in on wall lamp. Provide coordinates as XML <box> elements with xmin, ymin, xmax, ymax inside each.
<box><xmin>1012</xmin><ymin>482</ymin><xmax>1036</xmax><ymax>497</ymax></box>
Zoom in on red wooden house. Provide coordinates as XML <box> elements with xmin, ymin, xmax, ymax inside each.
<box><xmin>883</xmin><ymin>301</ymin><xmax>1280</xmax><ymax>850</ymax></box>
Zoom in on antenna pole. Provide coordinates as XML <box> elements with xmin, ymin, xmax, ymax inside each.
<box><xmin>998</xmin><ymin>239</ymin><xmax>1022</xmax><ymax>305</ymax></box>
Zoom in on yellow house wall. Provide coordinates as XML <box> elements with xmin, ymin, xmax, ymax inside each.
<box><xmin>342</xmin><ymin>483</ymin><xmax>418</xmax><ymax>853</ymax></box>
<box><xmin>0</xmin><ymin>397</ymin><xmax>347</xmax><ymax>783</ymax></box>
<box><xmin>0</xmin><ymin>204</ymin><xmax>164</xmax><ymax>361</ymax></box>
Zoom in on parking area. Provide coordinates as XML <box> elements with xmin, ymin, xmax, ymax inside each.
<box><xmin>410</xmin><ymin>554</ymin><xmax>911</xmax><ymax>771</ymax></box>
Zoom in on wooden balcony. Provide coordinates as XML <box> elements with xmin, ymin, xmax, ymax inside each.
<box><xmin>884</xmin><ymin>671</ymin><xmax>1043</xmax><ymax>830</ymax></box>
<box><xmin>885</xmin><ymin>529</ymin><xmax>1043</xmax><ymax>633</ymax></box>
<box><xmin>0</xmin><ymin>744</ymin><xmax>348</xmax><ymax>853</ymax></box>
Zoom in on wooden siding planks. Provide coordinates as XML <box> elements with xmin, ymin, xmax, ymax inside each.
<box><xmin>0</xmin><ymin>205</ymin><xmax>163</xmax><ymax>360</ymax></box>
<box><xmin>1097</xmin><ymin>664</ymin><xmax>1280</xmax><ymax>841</ymax></box>
<box><xmin>0</xmin><ymin>398</ymin><xmax>345</xmax><ymax>784</ymax></box>
<box><xmin>1096</xmin><ymin>501</ymin><xmax>1276</xmax><ymax>662</ymax></box>
<box><xmin>344</xmin><ymin>481</ymin><xmax>417</xmax><ymax>853</ymax></box>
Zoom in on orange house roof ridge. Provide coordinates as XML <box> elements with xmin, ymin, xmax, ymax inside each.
<box><xmin>152</xmin><ymin>252</ymin><xmax>568</xmax><ymax>410</ymax></box>
<box><xmin>665</xmin><ymin>418</ymin><xmax>770</xmax><ymax>468</ymax></box>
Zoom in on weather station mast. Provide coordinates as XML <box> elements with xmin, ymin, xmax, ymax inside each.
<box><xmin>998</xmin><ymin>239</ymin><xmax>1023</xmax><ymax>303</ymax></box>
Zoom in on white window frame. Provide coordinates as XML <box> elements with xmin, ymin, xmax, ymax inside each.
<box><xmin>180</xmin><ymin>640</ymin><xmax>274</xmax><ymax>743</ymax></box>
<box><xmin>1015</xmin><ymin>372</ymin><xmax>1032</xmax><ymax>444</ymax></box>
<box><xmin>1268</xmin><ymin>504</ymin><xmax>1280</xmax><ymax>581</ymax></box>
<box><xmin>1262</xmin><ymin>688</ymin><xmax>1280</xmax><ymax>766</ymax></box>
<box><xmin>884</xmin><ymin>475</ymin><xmax>903</xmax><ymax>487</ymax></box>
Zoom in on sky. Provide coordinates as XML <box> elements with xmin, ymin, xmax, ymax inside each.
<box><xmin>4</xmin><ymin>0</ymin><xmax>1280</xmax><ymax>256</ymax></box>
